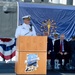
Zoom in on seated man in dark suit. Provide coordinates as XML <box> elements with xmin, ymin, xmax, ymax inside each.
<box><xmin>47</xmin><ymin>36</ymin><xmax>55</xmax><ymax>69</ymax></box>
<box><xmin>44</xmin><ymin>32</ymin><xmax>54</xmax><ymax>70</ymax></box>
<box><xmin>69</xmin><ymin>36</ymin><xmax>75</xmax><ymax>67</ymax></box>
<box><xmin>54</xmin><ymin>34</ymin><xmax>69</xmax><ymax>69</ymax></box>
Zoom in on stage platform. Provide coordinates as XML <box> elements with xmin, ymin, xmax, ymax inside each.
<box><xmin>0</xmin><ymin>63</ymin><xmax>75</xmax><ymax>75</ymax></box>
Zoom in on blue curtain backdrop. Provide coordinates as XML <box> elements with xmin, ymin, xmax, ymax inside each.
<box><xmin>19</xmin><ymin>2</ymin><xmax>75</xmax><ymax>40</ymax></box>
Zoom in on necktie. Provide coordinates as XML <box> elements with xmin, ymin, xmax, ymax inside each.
<box><xmin>60</xmin><ymin>41</ymin><xmax>62</xmax><ymax>52</ymax></box>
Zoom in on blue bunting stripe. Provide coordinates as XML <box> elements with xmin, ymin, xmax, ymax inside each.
<box><xmin>0</xmin><ymin>46</ymin><xmax>16</xmax><ymax>56</ymax></box>
<box><xmin>0</xmin><ymin>43</ymin><xmax>16</xmax><ymax>51</ymax></box>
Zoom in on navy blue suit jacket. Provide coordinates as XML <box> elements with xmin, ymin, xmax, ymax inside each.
<box><xmin>54</xmin><ymin>39</ymin><xmax>69</xmax><ymax>54</ymax></box>
<box><xmin>47</xmin><ymin>37</ymin><xmax>53</xmax><ymax>51</ymax></box>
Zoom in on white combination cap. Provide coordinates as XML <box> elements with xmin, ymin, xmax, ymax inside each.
<box><xmin>52</xmin><ymin>32</ymin><xmax>59</xmax><ymax>35</ymax></box>
<box><xmin>22</xmin><ymin>15</ymin><xmax>31</xmax><ymax>19</ymax></box>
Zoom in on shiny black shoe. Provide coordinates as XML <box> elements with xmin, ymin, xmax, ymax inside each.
<box><xmin>59</xmin><ymin>65</ymin><xmax>63</xmax><ymax>70</ymax></box>
<box><xmin>50</xmin><ymin>65</ymin><xmax>54</xmax><ymax>71</ymax></box>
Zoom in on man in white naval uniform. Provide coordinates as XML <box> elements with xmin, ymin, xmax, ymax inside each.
<box><xmin>15</xmin><ymin>15</ymin><xmax>36</xmax><ymax>38</ymax></box>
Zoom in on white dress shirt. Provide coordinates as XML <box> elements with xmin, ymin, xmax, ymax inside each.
<box><xmin>15</xmin><ymin>23</ymin><xmax>36</xmax><ymax>38</ymax></box>
<box><xmin>52</xmin><ymin>38</ymin><xmax>58</xmax><ymax>45</ymax></box>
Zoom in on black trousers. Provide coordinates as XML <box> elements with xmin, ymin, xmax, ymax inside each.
<box><xmin>50</xmin><ymin>52</ymin><xmax>55</xmax><ymax>67</ymax></box>
<box><xmin>57</xmin><ymin>53</ymin><xmax>69</xmax><ymax>66</ymax></box>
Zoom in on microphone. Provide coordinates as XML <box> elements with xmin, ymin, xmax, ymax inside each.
<box><xmin>30</xmin><ymin>23</ymin><xmax>32</xmax><ymax>32</ymax></box>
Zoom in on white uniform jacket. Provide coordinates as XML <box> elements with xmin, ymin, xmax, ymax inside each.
<box><xmin>15</xmin><ymin>23</ymin><xmax>36</xmax><ymax>38</ymax></box>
